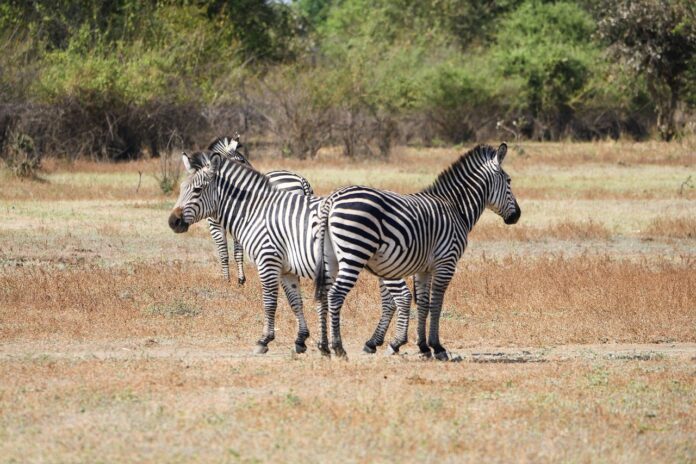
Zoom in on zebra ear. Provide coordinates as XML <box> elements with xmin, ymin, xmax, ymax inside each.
<box><xmin>209</xmin><ymin>152</ymin><xmax>223</xmax><ymax>174</ymax></box>
<box><xmin>495</xmin><ymin>143</ymin><xmax>508</xmax><ymax>165</ymax></box>
<box><xmin>182</xmin><ymin>153</ymin><xmax>194</xmax><ymax>173</ymax></box>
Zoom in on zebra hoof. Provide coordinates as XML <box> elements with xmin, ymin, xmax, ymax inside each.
<box><xmin>418</xmin><ymin>343</ymin><xmax>432</xmax><ymax>359</ymax></box>
<box><xmin>434</xmin><ymin>350</ymin><xmax>449</xmax><ymax>362</ymax></box>
<box><xmin>386</xmin><ymin>344</ymin><xmax>398</xmax><ymax>355</ymax></box>
<box><xmin>295</xmin><ymin>342</ymin><xmax>307</xmax><ymax>354</ymax></box>
<box><xmin>253</xmin><ymin>344</ymin><xmax>268</xmax><ymax>355</ymax></box>
<box><xmin>332</xmin><ymin>345</ymin><xmax>347</xmax><ymax>358</ymax></box>
<box><xmin>363</xmin><ymin>341</ymin><xmax>377</xmax><ymax>354</ymax></box>
<box><xmin>317</xmin><ymin>342</ymin><xmax>331</xmax><ymax>357</ymax></box>
<box><xmin>237</xmin><ymin>277</ymin><xmax>246</xmax><ymax>286</ymax></box>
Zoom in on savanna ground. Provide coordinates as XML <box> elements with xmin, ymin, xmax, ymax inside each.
<box><xmin>1</xmin><ymin>141</ymin><xmax>695</xmax><ymax>463</ymax></box>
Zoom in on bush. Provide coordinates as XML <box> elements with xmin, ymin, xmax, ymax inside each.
<box><xmin>2</xmin><ymin>130</ymin><xmax>41</xmax><ymax>178</ymax></box>
<box><xmin>492</xmin><ymin>1</ymin><xmax>600</xmax><ymax>139</ymax></box>
<box><xmin>420</xmin><ymin>59</ymin><xmax>497</xmax><ymax>144</ymax></box>
<box><xmin>250</xmin><ymin>64</ymin><xmax>334</xmax><ymax>159</ymax></box>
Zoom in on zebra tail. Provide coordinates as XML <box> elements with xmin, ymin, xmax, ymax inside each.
<box><xmin>313</xmin><ymin>195</ymin><xmax>333</xmax><ymax>301</ymax></box>
<box><xmin>412</xmin><ymin>275</ymin><xmax>418</xmax><ymax>308</ymax></box>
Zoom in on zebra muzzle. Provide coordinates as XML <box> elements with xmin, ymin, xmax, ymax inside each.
<box><xmin>168</xmin><ymin>208</ymin><xmax>190</xmax><ymax>233</ymax></box>
<box><xmin>504</xmin><ymin>201</ymin><xmax>521</xmax><ymax>225</ymax></box>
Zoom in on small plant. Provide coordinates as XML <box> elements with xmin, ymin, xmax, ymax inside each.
<box><xmin>284</xmin><ymin>391</ymin><xmax>301</xmax><ymax>407</ymax></box>
<box><xmin>3</xmin><ymin>131</ymin><xmax>41</xmax><ymax>179</ymax></box>
<box><xmin>143</xmin><ymin>301</ymin><xmax>200</xmax><ymax>318</ymax></box>
<box><xmin>587</xmin><ymin>366</ymin><xmax>610</xmax><ymax>387</ymax></box>
<box><xmin>154</xmin><ymin>132</ymin><xmax>183</xmax><ymax>194</ymax></box>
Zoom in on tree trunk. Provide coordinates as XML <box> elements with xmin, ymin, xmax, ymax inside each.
<box><xmin>657</xmin><ymin>82</ymin><xmax>679</xmax><ymax>142</ymax></box>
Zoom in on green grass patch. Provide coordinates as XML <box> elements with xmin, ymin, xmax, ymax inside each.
<box><xmin>143</xmin><ymin>301</ymin><xmax>200</xmax><ymax>318</ymax></box>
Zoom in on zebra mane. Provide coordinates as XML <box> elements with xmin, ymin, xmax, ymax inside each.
<box><xmin>217</xmin><ymin>154</ymin><xmax>278</xmax><ymax>192</ymax></box>
<box><xmin>424</xmin><ymin>144</ymin><xmax>497</xmax><ymax>194</ymax></box>
<box><xmin>207</xmin><ymin>136</ymin><xmax>250</xmax><ymax>165</ymax></box>
<box><xmin>185</xmin><ymin>151</ymin><xmax>213</xmax><ymax>171</ymax></box>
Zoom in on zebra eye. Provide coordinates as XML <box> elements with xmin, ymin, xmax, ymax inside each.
<box><xmin>192</xmin><ymin>186</ymin><xmax>203</xmax><ymax>194</ymax></box>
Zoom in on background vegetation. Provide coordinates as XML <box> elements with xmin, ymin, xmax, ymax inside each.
<box><xmin>1</xmin><ymin>0</ymin><xmax>695</xmax><ymax>163</ymax></box>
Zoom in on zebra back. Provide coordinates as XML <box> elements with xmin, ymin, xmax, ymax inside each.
<box><xmin>266</xmin><ymin>170</ymin><xmax>314</xmax><ymax>196</ymax></box>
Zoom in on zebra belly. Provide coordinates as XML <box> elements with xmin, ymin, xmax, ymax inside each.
<box><xmin>282</xmin><ymin>258</ymin><xmax>316</xmax><ymax>280</ymax></box>
<box><xmin>366</xmin><ymin>250</ymin><xmax>430</xmax><ymax>279</ymax></box>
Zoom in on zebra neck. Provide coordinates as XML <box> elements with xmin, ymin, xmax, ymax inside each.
<box><xmin>215</xmin><ymin>166</ymin><xmax>276</xmax><ymax>237</ymax></box>
<box><xmin>427</xmin><ymin>164</ymin><xmax>490</xmax><ymax>232</ymax></box>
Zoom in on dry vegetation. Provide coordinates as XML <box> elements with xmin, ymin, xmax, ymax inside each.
<box><xmin>2</xmin><ymin>256</ymin><xmax>694</xmax><ymax>345</ymax></box>
<box><xmin>0</xmin><ymin>141</ymin><xmax>695</xmax><ymax>462</ymax></box>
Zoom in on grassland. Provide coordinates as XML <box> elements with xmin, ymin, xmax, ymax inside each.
<box><xmin>1</xmin><ymin>141</ymin><xmax>695</xmax><ymax>463</ymax></box>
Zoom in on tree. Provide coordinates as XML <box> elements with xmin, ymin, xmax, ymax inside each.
<box><xmin>493</xmin><ymin>1</ymin><xmax>599</xmax><ymax>139</ymax></box>
<box><xmin>598</xmin><ymin>0</ymin><xmax>696</xmax><ymax>140</ymax></box>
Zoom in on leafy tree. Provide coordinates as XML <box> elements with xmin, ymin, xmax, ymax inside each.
<box><xmin>597</xmin><ymin>0</ymin><xmax>696</xmax><ymax>140</ymax></box>
<box><xmin>206</xmin><ymin>0</ymin><xmax>299</xmax><ymax>62</ymax></box>
<box><xmin>293</xmin><ymin>0</ymin><xmax>333</xmax><ymax>28</ymax></box>
<box><xmin>493</xmin><ymin>1</ymin><xmax>600</xmax><ymax>139</ymax></box>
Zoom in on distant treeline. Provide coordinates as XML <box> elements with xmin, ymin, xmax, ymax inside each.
<box><xmin>1</xmin><ymin>0</ymin><xmax>694</xmax><ymax>161</ymax></box>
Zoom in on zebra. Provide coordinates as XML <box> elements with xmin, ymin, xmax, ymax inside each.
<box><xmin>314</xmin><ymin>143</ymin><xmax>521</xmax><ymax>360</ymax></box>
<box><xmin>168</xmin><ymin>150</ymin><xmax>413</xmax><ymax>355</ymax></box>
<box><xmin>204</xmin><ymin>136</ymin><xmax>313</xmax><ymax>285</ymax></box>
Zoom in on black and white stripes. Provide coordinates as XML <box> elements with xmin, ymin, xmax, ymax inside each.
<box><xmin>314</xmin><ymin>143</ymin><xmax>520</xmax><ymax>359</ymax></box>
<box><xmin>169</xmin><ymin>150</ymin><xmax>412</xmax><ymax>355</ymax></box>
<box><xmin>169</xmin><ymin>141</ymin><xmax>520</xmax><ymax>359</ymax></box>
<box><xmin>203</xmin><ymin>137</ymin><xmax>314</xmax><ymax>284</ymax></box>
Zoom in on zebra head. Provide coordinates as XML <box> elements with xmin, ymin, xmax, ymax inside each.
<box><xmin>207</xmin><ymin>134</ymin><xmax>250</xmax><ymax>165</ymax></box>
<box><xmin>486</xmin><ymin>143</ymin><xmax>521</xmax><ymax>225</ymax></box>
<box><xmin>168</xmin><ymin>151</ymin><xmax>223</xmax><ymax>233</ymax></box>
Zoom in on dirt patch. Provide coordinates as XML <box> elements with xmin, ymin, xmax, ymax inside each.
<box><xmin>2</xmin><ymin>340</ymin><xmax>694</xmax><ymax>363</ymax></box>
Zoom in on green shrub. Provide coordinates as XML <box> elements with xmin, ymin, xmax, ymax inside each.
<box><xmin>2</xmin><ymin>131</ymin><xmax>41</xmax><ymax>178</ymax></box>
<box><xmin>492</xmin><ymin>1</ymin><xmax>600</xmax><ymax>138</ymax></box>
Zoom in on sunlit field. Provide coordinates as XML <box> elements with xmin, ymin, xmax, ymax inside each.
<box><xmin>1</xmin><ymin>141</ymin><xmax>695</xmax><ymax>462</ymax></box>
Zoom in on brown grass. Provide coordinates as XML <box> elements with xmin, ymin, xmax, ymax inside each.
<box><xmin>642</xmin><ymin>217</ymin><xmax>696</xmax><ymax>239</ymax></box>
<box><xmin>2</xmin><ymin>255</ymin><xmax>693</xmax><ymax>346</ymax></box>
<box><xmin>0</xmin><ymin>350</ymin><xmax>694</xmax><ymax>462</ymax></box>
<box><xmin>3</xmin><ymin>140</ymin><xmax>694</xmax><ymax>201</ymax></box>
<box><xmin>1</xmin><ymin>142</ymin><xmax>695</xmax><ymax>462</ymax></box>
<box><xmin>471</xmin><ymin>220</ymin><xmax>612</xmax><ymax>241</ymax></box>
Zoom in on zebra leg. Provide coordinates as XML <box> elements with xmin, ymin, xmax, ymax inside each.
<box><xmin>327</xmin><ymin>272</ymin><xmax>360</xmax><ymax>358</ymax></box>
<box><xmin>385</xmin><ymin>279</ymin><xmax>412</xmax><ymax>354</ymax></box>
<box><xmin>315</xmin><ymin>250</ymin><xmax>336</xmax><ymax>357</ymax></box>
<box><xmin>207</xmin><ymin>218</ymin><xmax>230</xmax><ymax>282</ymax></box>
<box><xmin>254</xmin><ymin>271</ymin><xmax>281</xmax><ymax>354</ymax></box>
<box><xmin>428</xmin><ymin>268</ymin><xmax>454</xmax><ymax>361</ymax></box>
<box><xmin>233</xmin><ymin>239</ymin><xmax>246</xmax><ymax>285</ymax></box>
<box><xmin>364</xmin><ymin>279</ymin><xmax>397</xmax><ymax>354</ymax></box>
<box><xmin>316</xmin><ymin>296</ymin><xmax>330</xmax><ymax>356</ymax></box>
<box><xmin>280</xmin><ymin>274</ymin><xmax>310</xmax><ymax>354</ymax></box>
<box><xmin>414</xmin><ymin>272</ymin><xmax>432</xmax><ymax>358</ymax></box>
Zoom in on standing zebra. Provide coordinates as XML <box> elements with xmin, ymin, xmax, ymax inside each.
<box><xmin>204</xmin><ymin>136</ymin><xmax>313</xmax><ymax>285</ymax></box>
<box><xmin>169</xmin><ymin>150</ymin><xmax>412</xmax><ymax>355</ymax></box>
<box><xmin>315</xmin><ymin>143</ymin><xmax>521</xmax><ymax>360</ymax></box>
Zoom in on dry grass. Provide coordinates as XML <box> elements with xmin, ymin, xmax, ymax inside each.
<box><xmin>1</xmin><ymin>354</ymin><xmax>694</xmax><ymax>463</ymax></box>
<box><xmin>471</xmin><ymin>220</ymin><xmax>612</xmax><ymax>241</ymax></box>
<box><xmin>642</xmin><ymin>217</ymin><xmax>696</xmax><ymax>239</ymax></box>
<box><xmin>1</xmin><ymin>142</ymin><xmax>695</xmax><ymax>462</ymax></box>
<box><xmin>2</xmin><ymin>256</ymin><xmax>693</xmax><ymax>346</ymax></box>
<box><xmin>2</xmin><ymin>140</ymin><xmax>694</xmax><ymax>201</ymax></box>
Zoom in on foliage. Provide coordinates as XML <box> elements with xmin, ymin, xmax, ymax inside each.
<box><xmin>0</xmin><ymin>0</ymin><xmax>694</xmax><ymax>159</ymax></box>
<box><xmin>597</xmin><ymin>0</ymin><xmax>696</xmax><ymax>140</ymax></box>
<box><xmin>492</xmin><ymin>1</ymin><xmax>600</xmax><ymax>139</ymax></box>
<box><xmin>251</xmin><ymin>63</ymin><xmax>334</xmax><ymax>159</ymax></box>
<box><xmin>2</xmin><ymin>131</ymin><xmax>41</xmax><ymax>178</ymax></box>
